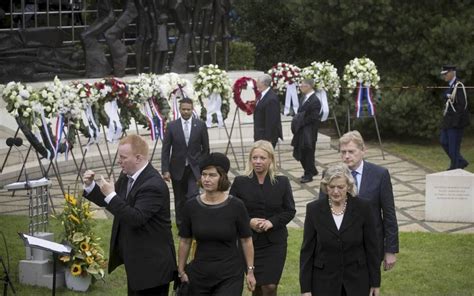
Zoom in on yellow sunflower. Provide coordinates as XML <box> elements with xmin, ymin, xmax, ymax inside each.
<box><xmin>64</xmin><ymin>194</ymin><xmax>77</xmax><ymax>206</ymax></box>
<box><xmin>68</xmin><ymin>214</ymin><xmax>81</xmax><ymax>224</ymax></box>
<box><xmin>86</xmin><ymin>256</ymin><xmax>94</xmax><ymax>265</ymax></box>
<box><xmin>80</xmin><ymin>241</ymin><xmax>90</xmax><ymax>251</ymax></box>
<box><xmin>71</xmin><ymin>263</ymin><xmax>82</xmax><ymax>276</ymax></box>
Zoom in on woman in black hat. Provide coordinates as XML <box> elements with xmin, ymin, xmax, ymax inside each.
<box><xmin>177</xmin><ymin>152</ymin><xmax>256</xmax><ymax>295</ymax></box>
<box><xmin>229</xmin><ymin>140</ymin><xmax>296</xmax><ymax>296</ymax></box>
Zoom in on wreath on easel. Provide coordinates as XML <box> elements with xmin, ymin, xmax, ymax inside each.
<box><xmin>232</xmin><ymin>77</ymin><xmax>260</xmax><ymax>115</ymax></box>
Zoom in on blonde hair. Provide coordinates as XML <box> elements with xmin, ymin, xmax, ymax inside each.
<box><xmin>245</xmin><ymin>140</ymin><xmax>277</xmax><ymax>184</ymax></box>
<box><xmin>119</xmin><ymin>135</ymin><xmax>149</xmax><ymax>158</ymax></box>
<box><xmin>339</xmin><ymin>130</ymin><xmax>365</xmax><ymax>150</ymax></box>
<box><xmin>320</xmin><ymin>163</ymin><xmax>357</xmax><ymax>197</ymax></box>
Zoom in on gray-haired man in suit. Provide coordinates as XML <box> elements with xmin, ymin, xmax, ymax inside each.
<box><xmin>321</xmin><ymin>130</ymin><xmax>399</xmax><ymax>272</ymax></box>
<box><xmin>161</xmin><ymin>98</ymin><xmax>210</xmax><ymax>226</ymax></box>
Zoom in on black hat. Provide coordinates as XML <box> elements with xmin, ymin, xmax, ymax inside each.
<box><xmin>199</xmin><ymin>152</ymin><xmax>230</xmax><ymax>173</ymax></box>
<box><xmin>440</xmin><ymin>65</ymin><xmax>456</xmax><ymax>75</ymax></box>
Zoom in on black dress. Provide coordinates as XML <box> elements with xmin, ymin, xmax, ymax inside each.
<box><xmin>229</xmin><ymin>174</ymin><xmax>296</xmax><ymax>285</ymax></box>
<box><xmin>179</xmin><ymin>195</ymin><xmax>252</xmax><ymax>295</ymax></box>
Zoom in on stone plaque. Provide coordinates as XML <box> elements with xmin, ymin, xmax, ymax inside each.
<box><xmin>425</xmin><ymin>169</ymin><xmax>474</xmax><ymax>222</ymax></box>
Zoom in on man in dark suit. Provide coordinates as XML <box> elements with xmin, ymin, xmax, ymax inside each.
<box><xmin>161</xmin><ymin>97</ymin><xmax>209</xmax><ymax>226</ymax></box>
<box><xmin>322</xmin><ymin>130</ymin><xmax>399</xmax><ymax>272</ymax></box>
<box><xmin>254</xmin><ymin>74</ymin><xmax>283</xmax><ymax>147</ymax></box>
<box><xmin>82</xmin><ymin>134</ymin><xmax>176</xmax><ymax>296</ymax></box>
<box><xmin>291</xmin><ymin>79</ymin><xmax>321</xmax><ymax>183</ymax></box>
<box><xmin>439</xmin><ymin>65</ymin><xmax>470</xmax><ymax>170</ymax></box>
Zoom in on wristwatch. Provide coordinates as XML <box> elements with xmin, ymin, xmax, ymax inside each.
<box><xmin>247</xmin><ymin>266</ymin><xmax>255</xmax><ymax>271</ymax></box>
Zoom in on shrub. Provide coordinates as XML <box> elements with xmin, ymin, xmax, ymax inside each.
<box><xmin>217</xmin><ymin>41</ymin><xmax>256</xmax><ymax>70</ymax></box>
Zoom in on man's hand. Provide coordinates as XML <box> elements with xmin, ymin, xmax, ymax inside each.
<box><xmin>83</xmin><ymin>170</ymin><xmax>96</xmax><ymax>186</ymax></box>
<box><xmin>98</xmin><ymin>175</ymin><xmax>114</xmax><ymax>196</ymax></box>
<box><xmin>383</xmin><ymin>252</ymin><xmax>397</xmax><ymax>271</ymax></box>
<box><xmin>163</xmin><ymin>172</ymin><xmax>171</xmax><ymax>182</ymax></box>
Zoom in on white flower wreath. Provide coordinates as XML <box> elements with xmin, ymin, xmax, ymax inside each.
<box><xmin>194</xmin><ymin>64</ymin><xmax>232</xmax><ymax>127</ymax></box>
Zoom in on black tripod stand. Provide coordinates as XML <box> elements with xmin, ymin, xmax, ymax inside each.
<box><xmin>0</xmin><ymin>255</ymin><xmax>16</xmax><ymax>296</ymax></box>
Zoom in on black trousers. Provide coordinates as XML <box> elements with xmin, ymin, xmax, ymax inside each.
<box><xmin>128</xmin><ymin>283</ymin><xmax>169</xmax><ymax>296</ymax></box>
<box><xmin>172</xmin><ymin>165</ymin><xmax>199</xmax><ymax>227</ymax></box>
<box><xmin>300</xmin><ymin>146</ymin><xmax>317</xmax><ymax>178</ymax></box>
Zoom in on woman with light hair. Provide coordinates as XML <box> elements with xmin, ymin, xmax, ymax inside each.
<box><xmin>230</xmin><ymin>140</ymin><xmax>296</xmax><ymax>296</ymax></box>
<box><xmin>300</xmin><ymin>163</ymin><xmax>381</xmax><ymax>296</ymax></box>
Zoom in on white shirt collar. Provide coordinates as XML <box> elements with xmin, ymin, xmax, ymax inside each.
<box><xmin>129</xmin><ymin>162</ymin><xmax>148</xmax><ymax>181</ymax></box>
<box><xmin>181</xmin><ymin>117</ymin><xmax>192</xmax><ymax>128</ymax></box>
<box><xmin>353</xmin><ymin>160</ymin><xmax>364</xmax><ymax>175</ymax></box>
<box><xmin>260</xmin><ymin>87</ymin><xmax>270</xmax><ymax>100</ymax></box>
<box><xmin>449</xmin><ymin>76</ymin><xmax>457</xmax><ymax>87</ymax></box>
<box><xmin>306</xmin><ymin>91</ymin><xmax>315</xmax><ymax>100</ymax></box>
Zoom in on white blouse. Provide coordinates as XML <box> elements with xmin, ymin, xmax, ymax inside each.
<box><xmin>332</xmin><ymin>213</ymin><xmax>344</xmax><ymax>230</ymax></box>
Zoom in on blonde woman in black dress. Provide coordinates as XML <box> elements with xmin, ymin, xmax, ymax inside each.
<box><xmin>230</xmin><ymin>140</ymin><xmax>296</xmax><ymax>296</ymax></box>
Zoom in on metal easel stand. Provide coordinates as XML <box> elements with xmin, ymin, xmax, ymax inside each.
<box><xmin>346</xmin><ymin>106</ymin><xmax>385</xmax><ymax>160</ymax></box>
<box><xmin>224</xmin><ymin>107</ymin><xmax>244</xmax><ymax>171</ymax></box>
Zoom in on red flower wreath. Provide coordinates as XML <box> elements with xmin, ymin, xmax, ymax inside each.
<box><xmin>233</xmin><ymin>77</ymin><xmax>261</xmax><ymax>115</ymax></box>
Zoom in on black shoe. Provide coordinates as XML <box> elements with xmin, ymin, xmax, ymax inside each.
<box><xmin>300</xmin><ymin>177</ymin><xmax>313</xmax><ymax>183</ymax></box>
<box><xmin>313</xmin><ymin>170</ymin><xmax>319</xmax><ymax>177</ymax></box>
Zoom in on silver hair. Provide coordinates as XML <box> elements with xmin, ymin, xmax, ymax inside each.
<box><xmin>301</xmin><ymin>78</ymin><xmax>315</xmax><ymax>87</ymax></box>
<box><xmin>320</xmin><ymin>163</ymin><xmax>357</xmax><ymax>197</ymax></box>
<box><xmin>257</xmin><ymin>74</ymin><xmax>272</xmax><ymax>87</ymax></box>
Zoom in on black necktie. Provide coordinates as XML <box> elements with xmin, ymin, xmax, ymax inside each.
<box><xmin>126</xmin><ymin>176</ymin><xmax>134</xmax><ymax>197</ymax></box>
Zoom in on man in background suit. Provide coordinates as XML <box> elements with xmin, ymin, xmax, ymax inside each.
<box><xmin>439</xmin><ymin>65</ymin><xmax>470</xmax><ymax>170</ymax></box>
<box><xmin>83</xmin><ymin>135</ymin><xmax>176</xmax><ymax>295</ymax></box>
<box><xmin>254</xmin><ymin>74</ymin><xmax>283</xmax><ymax>147</ymax></box>
<box><xmin>161</xmin><ymin>97</ymin><xmax>209</xmax><ymax>227</ymax></box>
<box><xmin>291</xmin><ymin>79</ymin><xmax>321</xmax><ymax>183</ymax></box>
<box><xmin>321</xmin><ymin>130</ymin><xmax>399</xmax><ymax>272</ymax></box>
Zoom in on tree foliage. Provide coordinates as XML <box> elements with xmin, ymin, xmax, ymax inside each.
<box><xmin>233</xmin><ymin>0</ymin><xmax>474</xmax><ymax>139</ymax></box>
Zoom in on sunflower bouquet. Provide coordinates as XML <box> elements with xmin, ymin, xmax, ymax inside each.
<box><xmin>53</xmin><ymin>192</ymin><xmax>107</xmax><ymax>280</ymax></box>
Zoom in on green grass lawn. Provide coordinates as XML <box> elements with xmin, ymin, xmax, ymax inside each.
<box><xmin>1</xmin><ymin>215</ymin><xmax>473</xmax><ymax>295</ymax></box>
<box><xmin>381</xmin><ymin>133</ymin><xmax>474</xmax><ymax>173</ymax></box>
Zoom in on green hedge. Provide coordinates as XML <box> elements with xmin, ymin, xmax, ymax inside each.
<box><xmin>217</xmin><ymin>41</ymin><xmax>256</xmax><ymax>70</ymax></box>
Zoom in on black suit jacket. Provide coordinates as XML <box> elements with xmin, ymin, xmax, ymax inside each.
<box><xmin>253</xmin><ymin>88</ymin><xmax>283</xmax><ymax>146</ymax></box>
<box><xmin>161</xmin><ymin>117</ymin><xmax>209</xmax><ymax>180</ymax></box>
<box><xmin>84</xmin><ymin>163</ymin><xmax>177</xmax><ymax>290</ymax></box>
<box><xmin>442</xmin><ymin>77</ymin><xmax>470</xmax><ymax>129</ymax></box>
<box><xmin>318</xmin><ymin>161</ymin><xmax>399</xmax><ymax>258</ymax></box>
<box><xmin>300</xmin><ymin>196</ymin><xmax>381</xmax><ymax>295</ymax></box>
<box><xmin>291</xmin><ymin>93</ymin><xmax>321</xmax><ymax>158</ymax></box>
<box><xmin>229</xmin><ymin>174</ymin><xmax>296</xmax><ymax>243</ymax></box>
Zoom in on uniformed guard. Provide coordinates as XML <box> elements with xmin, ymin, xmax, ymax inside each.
<box><xmin>439</xmin><ymin>65</ymin><xmax>470</xmax><ymax>170</ymax></box>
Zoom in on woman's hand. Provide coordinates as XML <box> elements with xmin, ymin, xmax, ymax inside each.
<box><xmin>261</xmin><ymin>220</ymin><xmax>274</xmax><ymax>231</ymax></box>
<box><xmin>369</xmin><ymin>287</ymin><xmax>380</xmax><ymax>296</ymax></box>
<box><xmin>179</xmin><ymin>271</ymin><xmax>189</xmax><ymax>283</ymax></box>
<box><xmin>246</xmin><ymin>271</ymin><xmax>256</xmax><ymax>291</ymax></box>
<box><xmin>250</xmin><ymin>218</ymin><xmax>265</xmax><ymax>232</ymax></box>
<box><xmin>301</xmin><ymin>293</ymin><xmax>312</xmax><ymax>296</ymax></box>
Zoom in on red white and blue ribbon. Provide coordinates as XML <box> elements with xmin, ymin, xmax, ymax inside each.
<box><xmin>150</xmin><ymin>98</ymin><xmax>165</xmax><ymax>140</ymax></box>
<box><xmin>54</xmin><ymin>114</ymin><xmax>65</xmax><ymax>159</ymax></box>
<box><xmin>38</xmin><ymin>108</ymin><xmax>54</xmax><ymax>159</ymax></box>
<box><xmin>355</xmin><ymin>82</ymin><xmax>375</xmax><ymax>118</ymax></box>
